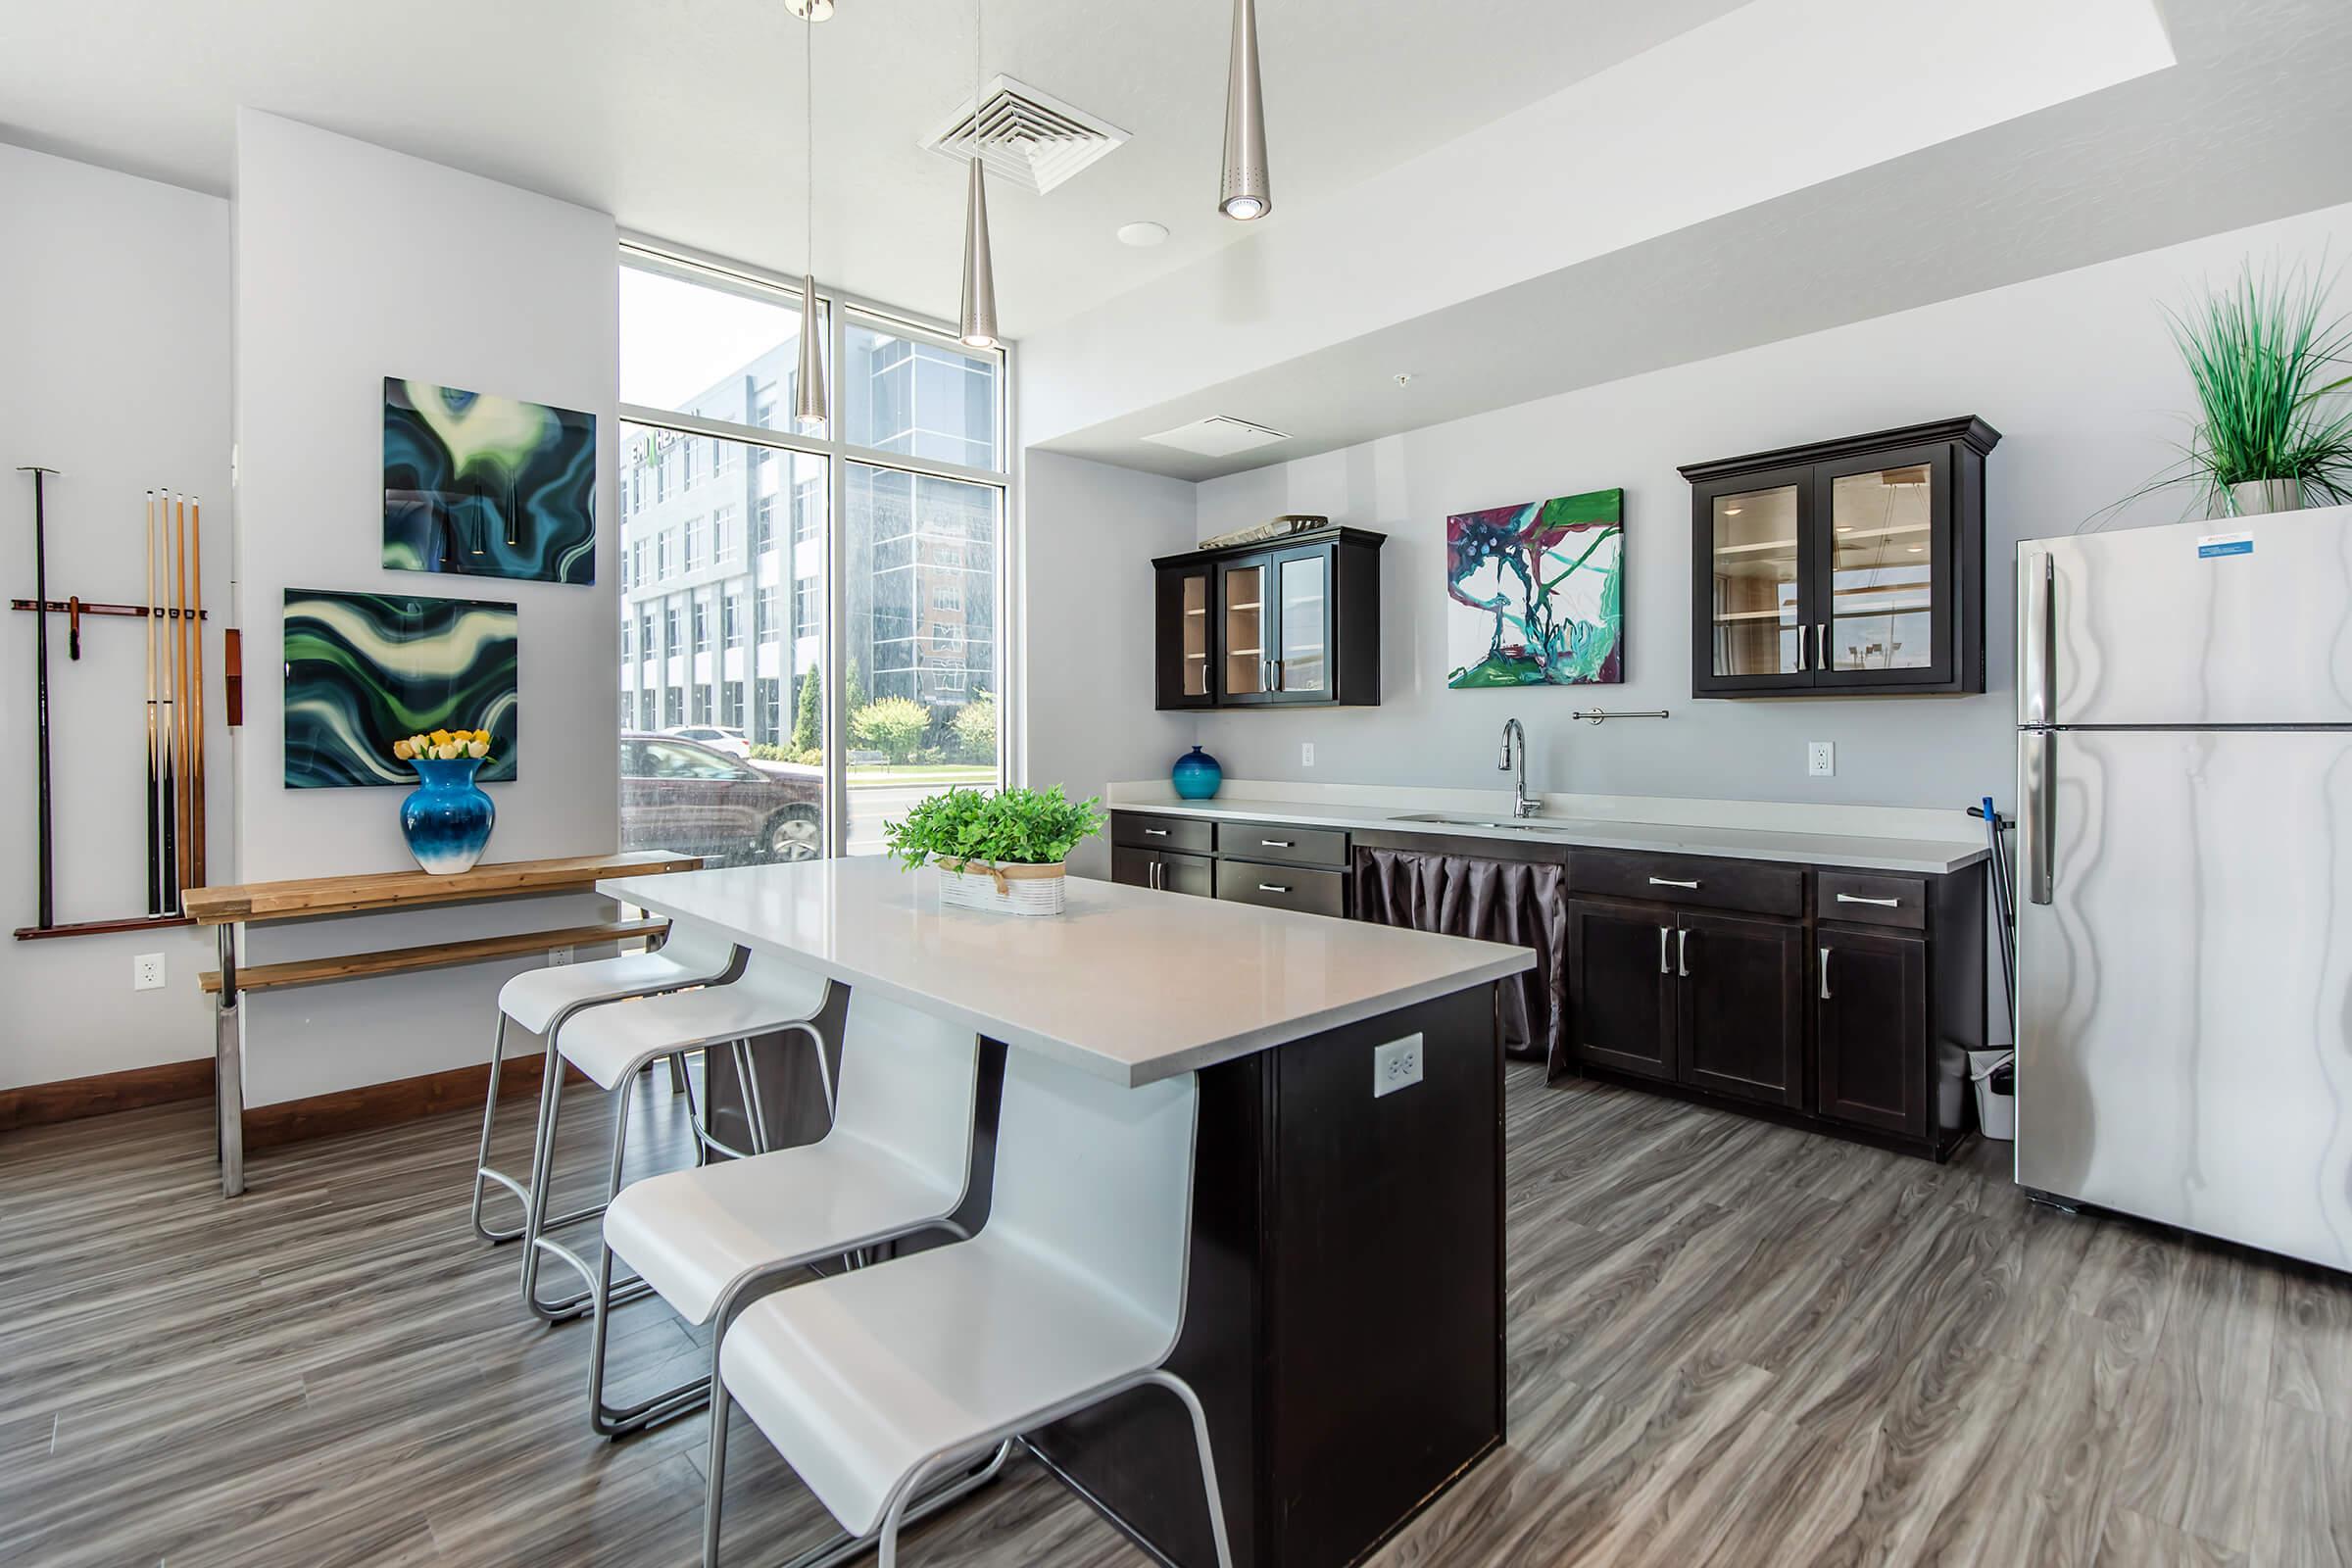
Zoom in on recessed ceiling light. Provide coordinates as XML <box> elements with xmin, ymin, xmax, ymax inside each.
<box><xmin>1725</xmin><ymin>507</ymin><xmax>1742</xmax><ymax>515</ymax></box>
<box><xmin>1906</xmin><ymin>544</ymin><xmax>1924</xmax><ymax>553</ymax></box>
<box><xmin>784</xmin><ymin>0</ymin><xmax>836</xmax><ymax>18</ymax></box>
<box><xmin>1117</xmin><ymin>220</ymin><xmax>1168</xmax><ymax>248</ymax></box>
<box><xmin>1836</xmin><ymin>524</ymin><xmax>1852</xmax><ymax>532</ymax></box>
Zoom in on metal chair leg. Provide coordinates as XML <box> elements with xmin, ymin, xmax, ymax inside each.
<box><xmin>1149</xmin><ymin>1369</ymin><xmax>1237</xmax><ymax>1568</ymax></box>
<box><xmin>468</xmin><ymin>1012</ymin><xmax>524</xmax><ymax>1243</ymax></box>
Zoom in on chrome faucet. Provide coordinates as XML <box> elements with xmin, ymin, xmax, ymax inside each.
<box><xmin>1499</xmin><ymin>718</ymin><xmax>1539</xmax><ymax>818</ymax></box>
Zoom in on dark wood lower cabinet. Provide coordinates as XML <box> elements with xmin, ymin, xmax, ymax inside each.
<box><xmin>1565</xmin><ymin>899</ymin><xmax>1675</xmax><ymax>1081</ymax></box>
<box><xmin>1815</xmin><ymin>926</ymin><xmax>1929</xmax><ymax>1138</ymax></box>
<box><xmin>1674</xmin><ymin>909</ymin><xmax>1804</xmax><ymax>1108</ymax></box>
<box><xmin>1113</xmin><ymin>844</ymin><xmax>1214</xmax><ymax>897</ymax></box>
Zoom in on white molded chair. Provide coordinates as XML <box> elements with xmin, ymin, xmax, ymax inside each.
<box><xmin>705</xmin><ymin>1049</ymin><xmax>1232</xmax><ymax>1568</ymax></box>
<box><xmin>585</xmin><ymin>989</ymin><xmax>985</xmax><ymax>1437</ymax></box>
<box><xmin>469</xmin><ymin>918</ymin><xmax>743</xmax><ymax>1248</ymax></box>
<box><xmin>519</xmin><ymin>955</ymin><xmax>832</xmax><ymax>1324</ymax></box>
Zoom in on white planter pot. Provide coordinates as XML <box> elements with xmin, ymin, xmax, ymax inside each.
<box><xmin>2228</xmin><ymin>478</ymin><xmax>2301</xmax><ymax>516</ymax></box>
<box><xmin>936</xmin><ymin>858</ymin><xmax>1069</xmax><ymax>916</ymax></box>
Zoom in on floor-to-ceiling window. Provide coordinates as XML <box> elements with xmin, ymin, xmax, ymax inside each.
<box><xmin>616</xmin><ymin>245</ymin><xmax>1008</xmax><ymax>862</ymax></box>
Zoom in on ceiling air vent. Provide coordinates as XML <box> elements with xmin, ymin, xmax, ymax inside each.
<box><xmin>1141</xmin><ymin>416</ymin><xmax>1292</xmax><ymax>459</ymax></box>
<box><xmin>923</xmin><ymin>74</ymin><xmax>1129</xmax><ymax>195</ymax></box>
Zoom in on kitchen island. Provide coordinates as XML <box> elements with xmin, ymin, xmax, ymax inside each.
<box><xmin>601</xmin><ymin>857</ymin><xmax>1534</xmax><ymax>1568</ymax></box>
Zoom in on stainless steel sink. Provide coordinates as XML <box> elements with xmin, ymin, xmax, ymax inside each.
<box><xmin>1388</xmin><ymin>812</ymin><xmax>1555</xmax><ymax>832</ymax></box>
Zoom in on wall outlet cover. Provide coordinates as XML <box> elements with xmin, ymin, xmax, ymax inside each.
<box><xmin>1373</xmin><ymin>1033</ymin><xmax>1425</xmax><ymax>1098</ymax></box>
<box><xmin>134</xmin><ymin>953</ymin><xmax>167</xmax><ymax>991</ymax></box>
<box><xmin>1301</xmin><ymin>741</ymin><xmax>1315</xmax><ymax>767</ymax></box>
<box><xmin>548</xmin><ymin>946</ymin><xmax>575</xmax><ymax>965</ymax></box>
<box><xmin>1807</xmin><ymin>741</ymin><xmax>1836</xmax><ymax>777</ymax></box>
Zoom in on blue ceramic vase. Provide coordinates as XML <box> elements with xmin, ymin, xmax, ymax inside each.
<box><xmin>401</xmin><ymin>756</ymin><xmax>497</xmax><ymax>875</ymax></box>
<box><xmin>1172</xmin><ymin>745</ymin><xmax>1223</xmax><ymax>801</ymax></box>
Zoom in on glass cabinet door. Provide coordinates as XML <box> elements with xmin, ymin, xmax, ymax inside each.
<box><xmin>1271</xmin><ymin>548</ymin><xmax>1330</xmax><ymax>700</ymax></box>
<box><xmin>1153</xmin><ymin>564</ymin><xmax>1218</xmax><ymax>709</ymax></box>
<box><xmin>1813</xmin><ymin>445</ymin><xmax>1950</xmax><ymax>688</ymax></box>
<box><xmin>1221</xmin><ymin>561</ymin><xmax>1269</xmax><ymax>702</ymax></box>
<box><xmin>1178</xmin><ymin>568</ymin><xmax>1212</xmax><ymax>700</ymax></box>
<box><xmin>1703</xmin><ymin>476</ymin><xmax>1808</xmax><ymax>683</ymax></box>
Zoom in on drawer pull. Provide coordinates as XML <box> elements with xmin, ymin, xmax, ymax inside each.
<box><xmin>1836</xmin><ymin>893</ymin><xmax>1900</xmax><ymax>907</ymax></box>
<box><xmin>1259</xmin><ymin>839</ymin><xmax>1294</xmax><ymax>848</ymax></box>
<box><xmin>1649</xmin><ymin>876</ymin><xmax>1701</xmax><ymax>890</ymax></box>
<box><xmin>1257</xmin><ymin>882</ymin><xmax>1291</xmax><ymax>895</ymax></box>
<box><xmin>1820</xmin><ymin>946</ymin><xmax>1833</xmax><ymax>1000</ymax></box>
<box><xmin>1657</xmin><ymin>925</ymin><xmax>1670</xmax><ymax>975</ymax></box>
<box><xmin>1143</xmin><ymin>827</ymin><xmax>1169</xmax><ymax>837</ymax></box>
<box><xmin>1677</xmin><ymin>929</ymin><xmax>1690</xmax><ymax>977</ymax></box>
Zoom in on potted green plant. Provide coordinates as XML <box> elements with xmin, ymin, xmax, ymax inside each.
<box><xmin>2148</xmin><ymin>259</ymin><xmax>2352</xmax><ymax>517</ymax></box>
<box><xmin>881</xmin><ymin>785</ymin><xmax>1107</xmax><ymax>916</ymax></box>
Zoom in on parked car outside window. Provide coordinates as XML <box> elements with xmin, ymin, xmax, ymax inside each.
<box><xmin>620</xmin><ymin>731</ymin><xmax>821</xmax><ymax>864</ymax></box>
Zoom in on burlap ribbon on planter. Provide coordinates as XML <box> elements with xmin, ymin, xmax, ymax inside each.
<box><xmin>937</xmin><ymin>858</ymin><xmax>1066</xmax><ymax>895</ymax></box>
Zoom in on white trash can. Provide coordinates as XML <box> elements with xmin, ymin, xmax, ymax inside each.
<box><xmin>1969</xmin><ymin>1049</ymin><xmax>2016</xmax><ymax>1141</ymax></box>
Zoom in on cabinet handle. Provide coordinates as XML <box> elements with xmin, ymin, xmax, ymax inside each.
<box><xmin>1259</xmin><ymin>838</ymin><xmax>1294</xmax><ymax>848</ymax></box>
<box><xmin>1835</xmin><ymin>893</ymin><xmax>1900</xmax><ymax>907</ymax></box>
<box><xmin>1271</xmin><ymin>659</ymin><xmax>1284</xmax><ymax>692</ymax></box>
<box><xmin>1257</xmin><ymin>882</ymin><xmax>1290</xmax><ymax>895</ymax></box>
<box><xmin>1817</xmin><ymin>622</ymin><xmax>1828</xmax><ymax>671</ymax></box>
<box><xmin>1262</xmin><ymin>658</ymin><xmax>1274</xmax><ymax>693</ymax></box>
<box><xmin>1151</xmin><ymin>860</ymin><xmax>1163</xmax><ymax>891</ymax></box>
<box><xmin>1820</xmin><ymin>946</ymin><xmax>1832</xmax><ymax>1000</ymax></box>
<box><xmin>1143</xmin><ymin>827</ymin><xmax>1169</xmax><ymax>837</ymax></box>
<box><xmin>1648</xmin><ymin>876</ymin><xmax>1700</xmax><ymax>890</ymax></box>
<box><xmin>1795</xmin><ymin>624</ymin><xmax>1807</xmax><ymax>673</ymax></box>
<box><xmin>1658</xmin><ymin>926</ymin><xmax>1670</xmax><ymax>975</ymax></box>
<box><xmin>1677</xmin><ymin>929</ymin><xmax>1690</xmax><ymax>977</ymax></box>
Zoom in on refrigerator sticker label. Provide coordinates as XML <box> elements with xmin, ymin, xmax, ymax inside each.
<box><xmin>2197</xmin><ymin>530</ymin><xmax>2254</xmax><ymax>559</ymax></box>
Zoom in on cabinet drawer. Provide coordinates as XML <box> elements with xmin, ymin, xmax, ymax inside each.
<box><xmin>1217</xmin><ymin>822</ymin><xmax>1348</xmax><ymax>867</ymax></box>
<box><xmin>1568</xmin><ymin>849</ymin><xmax>1802</xmax><ymax>918</ymax></box>
<box><xmin>1113</xmin><ymin>812</ymin><xmax>1214</xmax><ymax>857</ymax></box>
<box><xmin>1213</xmin><ymin>860</ymin><xmax>1348</xmax><ymax>919</ymax></box>
<box><xmin>1816</xmin><ymin>871</ymin><xmax>1927</xmax><ymax>930</ymax></box>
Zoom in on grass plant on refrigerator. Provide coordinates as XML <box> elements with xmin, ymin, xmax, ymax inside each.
<box><xmin>283</xmin><ymin>589</ymin><xmax>518</xmax><ymax>788</ymax></box>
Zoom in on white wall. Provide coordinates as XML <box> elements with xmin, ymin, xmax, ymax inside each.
<box><xmin>0</xmin><ymin>144</ymin><xmax>232</xmax><ymax>1091</ymax></box>
<box><xmin>1171</xmin><ymin>199</ymin><xmax>2352</xmax><ymax>813</ymax></box>
<box><xmin>232</xmin><ymin>112</ymin><xmax>619</xmax><ymax>1104</ymax></box>
<box><xmin>1021</xmin><ymin>452</ymin><xmax>1199</xmax><ymax>878</ymax></box>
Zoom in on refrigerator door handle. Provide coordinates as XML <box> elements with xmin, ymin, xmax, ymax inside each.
<box><xmin>2022</xmin><ymin>728</ymin><xmax>2055</xmax><ymax>905</ymax></box>
<box><xmin>2022</xmin><ymin>552</ymin><xmax>2054</xmax><ymax>726</ymax></box>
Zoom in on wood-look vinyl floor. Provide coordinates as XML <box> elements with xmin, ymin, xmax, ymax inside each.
<box><xmin>2</xmin><ymin>1062</ymin><xmax>2349</xmax><ymax>1568</ymax></box>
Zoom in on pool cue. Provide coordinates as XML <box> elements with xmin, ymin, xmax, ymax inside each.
<box><xmin>172</xmin><ymin>492</ymin><xmax>193</xmax><ymax>906</ymax></box>
<box><xmin>146</xmin><ymin>492</ymin><xmax>163</xmax><ymax>915</ymax></box>
<box><xmin>18</xmin><ymin>466</ymin><xmax>59</xmax><ymax>930</ymax></box>
<box><xmin>188</xmin><ymin>496</ymin><xmax>206</xmax><ymax>888</ymax></box>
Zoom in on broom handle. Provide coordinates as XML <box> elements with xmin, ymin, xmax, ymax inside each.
<box><xmin>173</xmin><ymin>493</ymin><xmax>192</xmax><ymax>904</ymax></box>
<box><xmin>189</xmin><ymin>496</ymin><xmax>206</xmax><ymax>888</ymax></box>
<box><xmin>146</xmin><ymin>492</ymin><xmax>163</xmax><ymax>915</ymax></box>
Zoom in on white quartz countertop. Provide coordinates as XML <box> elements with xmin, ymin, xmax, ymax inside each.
<box><xmin>1109</xmin><ymin>788</ymin><xmax>1989</xmax><ymax>875</ymax></box>
<box><xmin>601</xmin><ymin>857</ymin><xmax>1533</xmax><ymax>1089</ymax></box>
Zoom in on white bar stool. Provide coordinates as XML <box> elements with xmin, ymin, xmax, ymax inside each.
<box><xmin>519</xmin><ymin>955</ymin><xmax>831</xmax><ymax>1324</ymax></box>
<box><xmin>585</xmin><ymin>989</ymin><xmax>984</xmax><ymax>1437</ymax></box>
<box><xmin>469</xmin><ymin>918</ymin><xmax>743</xmax><ymax>1247</ymax></box>
<box><xmin>704</xmin><ymin>1050</ymin><xmax>1233</xmax><ymax>1568</ymax></box>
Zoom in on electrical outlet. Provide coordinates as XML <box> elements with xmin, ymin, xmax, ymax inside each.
<box><xmin>548</xmin><ymin>946</ymin><xmax>575</xmax><ymax>965</ymax></box>
<box><xmin>1372</xmin><ymin>1033</ymin><xmax>1425</xmax><ymax>1099</ymax></box>
<box><xmin>133</xmin><ymin>953</ymin><xmax>167</xmax><ymax>991</ymax></box>
<box><xmin>1301</xmin><ymin>741</ymin><xmax>1315</xmax><ymax>767</ymax></box>
<box><xmin>1807</xmin><ymin>741</ymin><xmax>1836</xmax><ymax>778</ymax></box>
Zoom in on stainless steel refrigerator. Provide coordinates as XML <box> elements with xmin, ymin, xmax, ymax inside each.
<box><xmin>2016</xmin><ymin>503</ymin><xmax>2352</xmax><ymax>1270</ymax></box>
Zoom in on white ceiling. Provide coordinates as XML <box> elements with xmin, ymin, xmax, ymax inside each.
<box><xmin>0</xmin><ymin>0</ymin><xmax>1748</xmax><ymax>338</ymax></box>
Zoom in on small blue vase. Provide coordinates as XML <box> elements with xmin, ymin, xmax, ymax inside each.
<box><xmin>1171</xmin><ymin>745</ymin><xmax>1223</xmax><ymax>801</ymax></box>
<box><xmin>401</xmin><ymin>756</ymin><xmax>497</xmax><ymax>874</ymax></box>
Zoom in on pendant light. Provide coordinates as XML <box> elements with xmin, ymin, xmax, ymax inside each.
<box><xmin>1218</xmin><ymin>0</ymin><xmax>1271</xmax><ymax>220</ymax></box>
<box><xmin>794</xmin><ymin>4</ymin><xmax>829</xmax><ymax>432</ymax></box>
<box><xmin>957</xmin><ymin>0</ymin><xmax>1001</xmax><ymax>349</ymax></box>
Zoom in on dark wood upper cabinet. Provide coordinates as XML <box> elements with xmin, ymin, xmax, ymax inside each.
<box><xmin>1153</xmin><ymin>527</ymin><xmax>1384</xmax><ymax>710</ymax></box>
<box><xmin>1681</xmin><ymin>417</ymin><xmax>1999</xmax><ymax>698</ymax></box>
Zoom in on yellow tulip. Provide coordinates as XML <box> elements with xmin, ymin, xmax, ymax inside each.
<box><xmin>466</xmin><ymin>738</ymin><xmax>489</xmax><ymax>760</ymax></box>
<box><xmin>473</xmin><ymin>729</ymin><xmax>492</xmax><ymax>746</ymax></box>
<box><xmin>429</xmin><ymin>729</ymin><xmax>452</xmax><ymax>746</ymax></box>
<box><xmin>392</xmin><ymin>738</ymin><xmax>413</xmax><ymax>760</ymax></box>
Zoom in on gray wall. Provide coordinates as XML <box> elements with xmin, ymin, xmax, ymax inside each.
<box><xmin>1184</xmin><ymin>198</ymin><xmax>2352</xmax><ymax>813</ymax></box>
<box><xmin>1020</xmin><ymin>451</ymin><xmax>1199</xmax><ymax>878</ymax></box>
<box><xmin>0</xmin><ymin>144</ymin><xmax>232</xmax><ymax>1090</ymax></box>
<box><xmin>231</xmin><ymin>112</ymin><xmax>621</xmax><ymax>1104</ymax></box>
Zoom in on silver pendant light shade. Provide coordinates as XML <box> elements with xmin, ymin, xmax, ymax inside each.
<box><xmin>794</xmin><ymin>10</ymin><xmax>829</xmax><ymax>431</ymax></box>
<box><xmin>1219</xmin><ymin>0</ymin><xmax>1271</xmax><ymax>220</ymax></box>
<box><xmin>959</xmin><ymin>158</ymin><xmax>1000</xmax><ymax>349</ymax></box>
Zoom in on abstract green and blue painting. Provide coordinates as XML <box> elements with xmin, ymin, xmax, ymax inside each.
<box><xmin>283</xmin><ymin>589</ymin><xmax>519</xmax><ymax>788</ymax></box>
<box><xmin>384</xmin><ymin>377</ymin><xmax>596</xmax><ymax>584</ymax></box>
<box><xmin>1446</xmin><ymin>488</ymin><xmax>1624</xmax><ymax>688</ymax></box>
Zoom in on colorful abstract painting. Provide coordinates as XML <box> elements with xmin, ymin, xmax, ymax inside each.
<box><xmin>1446</xmin><ymin>488</ymin><xmax>1625</xmax><ymax>688</ymax></box>
<box><xmin>383</xmin><ymin>377</ymin><xmax>597</xmax><ymax>584</ymax></box>
<box><xmin>283</xmin><ymin>589</ymin><xmax>518</xmax><ymax>788</ymax></box>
